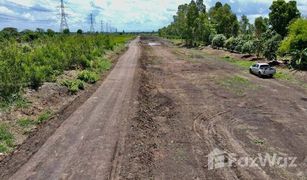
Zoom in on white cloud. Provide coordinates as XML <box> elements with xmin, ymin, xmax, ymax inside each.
<box><xmin>1</xmin><ymin>0</ymin><xmax>307</xmax><ymax>32</ymax></box>
<box><xmin>0</xmin><ymin>6</ymin><xmax>15</xmax><ymax>15</ymax></box>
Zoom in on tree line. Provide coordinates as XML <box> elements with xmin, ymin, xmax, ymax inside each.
<box><xmin>159</xmin><ymin>0</ymin><xmax>307</xmax><ymax>69</ymax></box>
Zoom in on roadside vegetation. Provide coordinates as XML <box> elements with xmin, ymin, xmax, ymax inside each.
<box><xmin>159</xmin><ymin>0</ymin><xmax>306</xmax><ymax>70</ymax></box>
<box><xmin>0</xmin><ymin>28</ymin><xmax>134</xmax><ymax>154</ymax></box>
<box><xmin>0</xmin><ymin>29</ymin><xmax>133</xmax><ymax>107</ymax></box>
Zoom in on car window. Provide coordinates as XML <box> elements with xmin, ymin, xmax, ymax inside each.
<box><xmin>260</xmin><ymin>65</ymin><xmax>270</xmax><ymax>69</ymax></box>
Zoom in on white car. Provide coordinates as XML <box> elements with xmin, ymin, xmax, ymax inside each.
<box><xmin>249</xmin><ymin>63</ymin><xmax>276</xmax><ymax>77</ymax></box>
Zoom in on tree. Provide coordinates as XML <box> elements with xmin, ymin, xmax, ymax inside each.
<box><xmin>212</xmin><ymin>34</ymin><xmax>226</xmax><ymax>49</ymax></box>
<box><xmin>77</xmin><ymin>29</ymin><xmax>83</xmax><ymax>34</ymax></box>
<box><xmin>269</xmin><ymin>0</ymin><xmax>300</xmax><ymax>37</ymax></box>
<box><xmin>63</xmin><ymin>29</ymin><xmax>70</xmax><ymax>34</ymax></box>
<box><xmin>186</xmin><ymin>0</ymin><xmax>199</xmax><ymax>46</ymax></box>
<box><xmin>263</xmin><ymin>30</ymin><xmax>282</xmax><ymax>61</ymax></box>
<box><xmin>196</xmin><ymin>0</ymin><xmax>206</xmax><ymax>13</ymax></box>
<box><xmin>254</xmin><ymin>17</ymin><xmax>268</xmax><ymax>38</ymax></box>
<box><xmin>209</xmin><ymin>2</ymin><xmax>238</xmax><ymax>37</ymax></box>
<box><xmin>47</xmin><ymin>29</ymin><xmax>55</xmax><ymax>36</ymax></box>
<box><xmin>279</xmin><ymin>18</ymin><xmax>307</xmax><ymax>69</ymax></box>
<box><xmin>1</xmin><ymin>27</ymin><xmax>18</xmax><ymax>37</ymax></box>
<box><xmin>240</xmin><ymin>15</ymin><xmax>250</xmax><ymax>34</ymax></box>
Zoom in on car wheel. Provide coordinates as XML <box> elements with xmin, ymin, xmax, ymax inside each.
<box><xmin>249</xmin><ymin>69</ymin><xmax>253</xmax><ymax>74</ymax></box>
<box><xmin>258</xmin><ymin>71</ymin><xmax>262</xmax><ymax>77</ymax></box>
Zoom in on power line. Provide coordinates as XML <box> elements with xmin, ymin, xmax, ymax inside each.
<box><xmin>90</xmin><ymin>13</ymin><xmax>95</xmax><ymax>33</ymax></box>
<box><xmin>60</xmin><ymin>0</ymin><xmax>69</xmax><ymax>32</ymax></box>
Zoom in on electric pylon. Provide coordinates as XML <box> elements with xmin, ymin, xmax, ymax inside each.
<box><xmin>60</xmin><ymin>0</ymin><xmax>69</xmax><ymax>32</ymax></box>
<box><xmin>90</xmin><ymin>14</ymin><xmax>95</xmax><ymax>33</ymax></box>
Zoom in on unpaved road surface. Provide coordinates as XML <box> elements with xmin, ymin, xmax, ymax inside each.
<box><xmin>119</xmin><ymin>36</ymin><xmax>307</xmax><ymax>179</ymax></box>
<box><xmin>9</xmin><ymin>38</ymin><xmax>140</xmax><ymax>180</ymax></box>
<box><xmin>5</xmin><ymin>36</ymin><xmax>307</xmax><ymax>180</ymax></box>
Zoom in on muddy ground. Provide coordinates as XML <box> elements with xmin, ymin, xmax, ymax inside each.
<box><xmin>120</xmin><ymin>36</ymin><xmax>307</xmax><ymax>179</ymax></box>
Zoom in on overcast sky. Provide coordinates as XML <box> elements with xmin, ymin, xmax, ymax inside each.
<box><xmin>0</xmin><ymin>0</ymin><xmax>306</xmax><ymax>32</ymax></box>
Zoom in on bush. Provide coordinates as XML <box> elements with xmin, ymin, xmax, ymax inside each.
<box><xmin>77</xmin><ymin>70</ymin><xmax>99</xmax><ymax>84</ymax></box>
<box><xmin>212</xmin><ymin>34</ymin><xmax>226</xmax><ymax>49</ymax></box>
<box><xmin>242</xmin><ymin>41</ymin><xmax>255</xmax><ymax>55</ymax></box>
<box><xmin>263</xmin><ymin>34</ymin><xmax>282</xmax><ymax>61</ymax></box>
<box><xmin>62</xmin><ymin>79</ymin><xmax>85</xmax><ymax>94</ymax></box>
<box><xmin>279</xmin><ymin>18</ymin><xmax>307</xmax><ymax>69</ymax></box>
<box><xmin>0</xmin><ymin>34</ymin><xmax>134</xmax><ymax>99</ymax></box>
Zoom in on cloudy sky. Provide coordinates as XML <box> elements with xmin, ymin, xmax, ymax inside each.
<box><xmin>0</xmin><ymin>0</ymin><xmax>306</xmax><ymax>32</ymax></box>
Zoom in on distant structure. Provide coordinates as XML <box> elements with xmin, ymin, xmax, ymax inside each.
<box><xmin>101</xmin><ymin>20</ymin><xmax>104</xmax><ymax>33</ymax></box>
<box><xmin>90</xmin><ymin>14</ymin><xmax>95</xmax><ymax>33</ymax></box>
<box><xmin>60</xmin><ymin>0</ymin><xmax>69</xmax><ymax>32</ymax></box>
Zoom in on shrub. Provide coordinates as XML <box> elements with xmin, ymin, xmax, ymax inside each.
<box><xmin>62</xmin><ymin>79</ymin><xmax>85</xmax><ymax>94</ymax></box>
<box><xmin>263</xmin><ymin>34</ymin><xmax>282</xmax><ymax>61</ymax></box>
<box><xmin>279</xmin><ymin>18</ymin><xmax>307</xmax><ymax>69</ymax></box>
<box><xmin>212</xmin><ymin>34</ymin><xmax>226</xmax><ymax>49</ymax></box>
<box><xmin>242</xmin><ymin>41</ymin><xmax>255</xmax><ymax>55</ymax></box>
<box><xmin>78</xmin><ymin>70</ymin><xmax>99</xmax><ymax>84</ymax></box>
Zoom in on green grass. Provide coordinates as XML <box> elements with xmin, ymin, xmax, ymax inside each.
<box><xmin>0</xmin><ymin>123</ymin><xmax>14</xmax><ymax>153</ymax></box>
<box><xmin>0</xmin><ymin>95</ymin><xmax>30</xmax><ymax>112</ymax></box>
<box><xmin>274</xmin><ymin>71</ymin><xmax>294</xmax><ymax>81</ymax></box>
<box><xmin>223</xmin><ymin>56</ymin><xmax>254</xmax><ymax>69</ymax></box>
<box><xmin>254</xmin><ymin>139</ymin><xmax>265</xmax><ymax>145</ymax></box>
<box><xmin>17</xmin><ymin>118</ymin><xmax>34</xmax><ymax>128</ymax></box>
<box><xmin>219</xmin><ymin>75</ymin><xmax>256</xmax><ymax>95</ymax></box>
<box><xmin>36</xmin><ymin>110</ymin><xmax>53</xmax><ymax>124</ymax></box>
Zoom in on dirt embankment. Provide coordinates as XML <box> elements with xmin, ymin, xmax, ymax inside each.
<box><xmin>120</xmin><ymin>36</ymin><xmax>307</xmax><ymax>179</ymax></box>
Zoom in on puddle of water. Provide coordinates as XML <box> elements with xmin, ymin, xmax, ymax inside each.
<box><xmin>148</xmin><ymin>42</ymin><xmax>161</xmax><ymax>46</ymax></box>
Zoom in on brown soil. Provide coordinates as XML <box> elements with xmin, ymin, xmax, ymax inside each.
<box><xmin>120</xmin><ymin>36</ymin><xmax>307</xmax><ymax>179</ymax></box>
<box><xmin>2</xmin><ymin>36</ymin><xmax>307</xmax><ymax>179</ymax></box>
<box><xmin>0</xmin><ymin>43</ymin><xmax>129</xmax><ymax>179</ymax></box>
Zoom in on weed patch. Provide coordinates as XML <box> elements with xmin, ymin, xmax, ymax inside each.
<box><xmin>36</xmin><ymin>111</ymin><xmax>53</xmax><ymax>124</ymax></box>
<box><xmin>219</xmin><ymin>75</ymin><xmax>256</xmax><ymax>95</ymax></box>
<box><xmin>0</xmin><ymin>124</ymin><xmax>14</xmax><ymax>153</ymax></box>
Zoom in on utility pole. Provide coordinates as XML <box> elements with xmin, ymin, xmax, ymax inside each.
<box><xmin>60</xmin><ymin>0</ymin><xmax>69</xmax><ymax>32</ymax></box>
<box><xmin>106</xmin><ymin>22</ymin><xmax>109</xmax><ymax>33</ymax></box>
<box><xmin>90</xmin><ymin>13</ymin><xmax>95</xmax><ymax>33</ymax></box>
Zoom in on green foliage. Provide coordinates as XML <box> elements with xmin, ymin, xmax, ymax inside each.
<box><xmin>0</xmin><ymin>123</ymin><xmax>14</xmax><ymax>153</ymax></box>
<box><xmin>77</xmin><ymin>29</ymin><xmax>83</xmax><ymax>34</ymax></box>
<box><xmin>279</xmin><ymin>18</ymin><xmax>307</xmax><ymax>69</ymax></box>
<box><xmin>37</xmin><ymin>111</ymin><xmax>52</xmax><ymax>124</ymax></box>
<box><xmin>0</xmin><ymin>34</ymin><xmax>133</xmax><ymax>99</ymax></box>
<box><xmin>263</xmin><ymin>31</ymin><xmax>282</xmax><ymax>61</ymax></box>
<box><xmin>17</xmin><ymin>118</ymin><xmax>34</xmax><ymax>128</ymax></box>
<box><xmin>78</xmin><ymin>70</ymin><xmax>99</xmax><ymax>84</ymax></box>
<box><xmin>62</xmin><ymin>79</ymin><xmax>85</xmax><ymax>94</ymax></box>
<box><xmin>63</xmin><ymin>29</ymin><xmax>70</xmax><ymax>34</ymax></box>
<box><xmin>224</xmin><ymin>37</ymin><xmax>239</xmax><ymax>52</ymax></box>
<box><xmin>212</xmin><ymin>34</ymin><xmax>226</xmax><ymax>49</ymax></box>
<box><xmin>242</xmin><ymin>41</ymin><xmax>255</xmax><ymax>55</ymax></box>
<box><xmin>269</xmin><ymin>0</ymin><xmax>300</xmax><ymax>37</ymax></box>
<box><xmin>255</xmin><ymin>17</ymin><xmax>269</xmax><ymax>38</ymax></box>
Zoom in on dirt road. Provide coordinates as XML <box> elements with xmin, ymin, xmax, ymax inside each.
<box><xmin>5</xmin><ymin>36</ymin><xmax>307</xmax><ymax>180</ymax></box>
<box><xmin>119</xmin><ymin>36</ymin><xmax>307</xmax><ymax>179</ymax></box>
<box><xmin>9</xmin><ymin>38</ymin><xmax>140</xmax><ymax>180</ymax></box>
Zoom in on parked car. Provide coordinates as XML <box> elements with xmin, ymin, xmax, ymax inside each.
<box><xmin>249</xmin><ymin>63</ymin><xmax>276</xmax><ymax>77</ymax></box>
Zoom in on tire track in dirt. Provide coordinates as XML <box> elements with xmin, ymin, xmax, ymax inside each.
<box><xmin>120</xmin><ymin>36</ymin><xmax>307</xmax><ymax>179</ymax></box>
